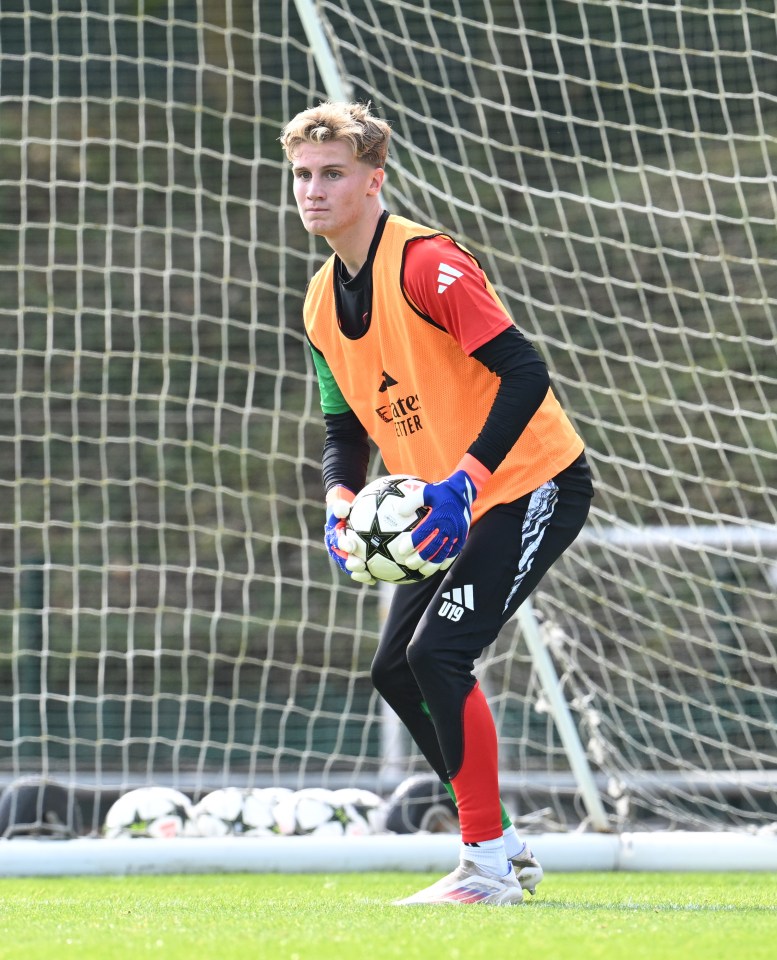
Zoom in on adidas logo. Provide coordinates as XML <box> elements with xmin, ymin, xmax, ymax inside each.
<box><xmin>436</xmin><ymin>262</ymin><xmax>463</xmax><ymax>294</ymax></box>
<box><xmin>438</xmin><ymin>585</ymin><xmax>474</xmax><ymax>621</ymax></box>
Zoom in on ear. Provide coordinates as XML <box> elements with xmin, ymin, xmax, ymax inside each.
<box><xmin>367</xmin><ymin>166</ymin><xmax>385</xmax><ymax>196</ymax></box>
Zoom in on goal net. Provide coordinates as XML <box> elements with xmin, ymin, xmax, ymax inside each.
<box><xmin>1</xmin><ymin>0</ymin><xmax>776</xmax><ymax>846</ymax></box>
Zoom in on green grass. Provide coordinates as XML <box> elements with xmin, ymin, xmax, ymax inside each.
<box><xmin>0</xmin><ymin>873</ymin><xmax>776</xmax><ymax>960</ymax></box>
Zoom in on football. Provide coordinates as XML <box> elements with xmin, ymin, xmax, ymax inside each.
<box><xmin>329</xmin><ymin>787</ymin><xmax>386</xmax><ymax>834</ymax></box>
<box><xmin>192</xmin><ymin>786</ymin><xmax>292</xmax><ymax>837</ymax></box>
<box><xmin>102</xmin><ymin>786</ymin><xmax>195</xmax><ymax>839</ymax></box>
<box><xmin>273</xmin><ymin>787</ymin><xmax>381</xmax><ymax>837</ymax></box>
<box><xmin>345</xmin><ymin>474</ymin><xmax>431</xmax><ymax>584</ymax></box>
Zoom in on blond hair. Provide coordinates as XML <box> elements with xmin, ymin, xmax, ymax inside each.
<box><xmin>280</xmin><ymin>101</ymin><xmax>391</xmax><ymax>167</ymax></box>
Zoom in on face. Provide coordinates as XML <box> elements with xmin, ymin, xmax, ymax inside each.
<box><xmin>291</xmin><ymin>140</ymin><xmax>384</xmax><ymax>244</ymax></box>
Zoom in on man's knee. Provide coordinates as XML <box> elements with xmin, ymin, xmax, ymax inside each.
<box><xmin>406</xmin><ymin>634</ymin><xmax>436</xmax><ymax>686</ymax></box>
<box><xmin>370</xmin><ymin>649</ymin><xmax>390</xmax><ymax>696</ymax></box>
<box><xmin>370</xmin><ymin>645</ymin><xmax>410</xmax><ymax>699</ymax></box>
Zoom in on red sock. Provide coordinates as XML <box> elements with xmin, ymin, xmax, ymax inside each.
<box><xmin>450</xmin><ymin>682</ymin><xmax>502</xmax><ymax>842</ymax></box>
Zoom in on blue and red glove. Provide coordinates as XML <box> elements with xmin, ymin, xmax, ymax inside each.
<box><xmin>395</xmin><ymin>455</ymin><xmax>491</xmax><ymax>577</ymax></box>
<box><xmin>324</xmin><ymin>486</ymin><xmax>375</xmax><ymax>584</ymax></box>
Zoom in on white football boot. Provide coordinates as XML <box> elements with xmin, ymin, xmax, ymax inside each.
<box><xmin>510</xmin><ymin>844</ymin><xmax>544</xmax><ymax>895</ymax></box>
<box><xmin>395</xmin><ymin>859</ymin><xmax>524</xmax><ymax>906</ymax></box>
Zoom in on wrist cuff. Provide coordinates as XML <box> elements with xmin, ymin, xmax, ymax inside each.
<box><xmin>326</xmin><ymin>485</ymin><xmax>355</xmax><ymax>506</ymax></box>
<box><xmin>456</xmin><ymin>453</ymin><xmax>491</xmax><ymax>493</ymax></box>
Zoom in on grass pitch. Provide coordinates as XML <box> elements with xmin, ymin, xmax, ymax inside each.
<box><xmin>0</xmin><ymin>872</ymin><xmax>775</xmax><ymax>960</ymax></box>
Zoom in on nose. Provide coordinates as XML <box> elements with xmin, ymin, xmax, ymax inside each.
<box><xmin>305</xmin><ymin>174</ymin><xmax>325</xmax><ymax>199</ymax></box>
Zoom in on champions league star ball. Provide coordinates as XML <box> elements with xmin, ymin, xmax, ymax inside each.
<box><xmin>102</xmin><ymin>786</ymin><xmax>195</xmax><ymax>839</ymax></box>
<box><xmin>192</xmin><ymin>787</ymin><xmax>292</xmax><ymax>837</ymax></box>
<box><xmin>329</xmin><ymin>787</ymin><xmax>386</xmax><ymax>834</ymax></box>
<box><xmin>273</xmin><ymin>787</ymin><xmax>382</xmax><ymax>837</ymax></box>
<box><xmin>345</xmin><ymin>474</ymin><xmax>432</xmax><ymax>584</ymax></box>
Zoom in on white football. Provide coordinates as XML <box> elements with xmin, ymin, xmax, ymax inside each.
<box><xmin>102</xmin><ymin>786</ymin><xmax>195</xmax><ymax>839</ymax></box>
<box><xmin>273</xmin><ymin>787</ymin><xmax>378</xmax><ymax>837</ymax></box>
<box><xmin>329</xmin><ymin>787</ymin><xmax>386</xmax><ymax>835</ymax></box>
<box><xmin>345</xmin><ymin>474</ymin><xmax>431</xmax><ymax>584</ymax></box>
<box><xmin>194</xmin><ymin>787</ymin><xmax>292</xmax><ymax>837</ymax></box>
<box><xmin>192</xmin><ymin>787</ymin><xmax>292</xmax><ymax>837</ymax></box>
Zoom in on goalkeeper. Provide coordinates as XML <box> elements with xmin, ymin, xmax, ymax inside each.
<box><xmin>281</xmin><ymin>101</ymin><xmax>593</xmax><ymax>906</ymax></box>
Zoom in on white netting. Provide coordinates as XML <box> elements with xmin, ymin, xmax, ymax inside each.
<box><xmin>0</xmin><ymin>0</ymin><xmax>775</xmax><ymax>835</ymax></box>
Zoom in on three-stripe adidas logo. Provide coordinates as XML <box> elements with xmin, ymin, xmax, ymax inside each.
<box><xmin>437</xmin><ymin>262</ymin><xmax>463</xmax><ymax>294</ymax></box>
<box><xmin>438</xmin><ymin>585</ymin><xmax>474</xmax><ymax>621</ymax></box>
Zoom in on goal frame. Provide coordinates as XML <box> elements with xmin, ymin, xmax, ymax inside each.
<box><xmin>3</xmin><ymin>830</ymin><xmax>777</xmax><ymax>878</ymax></box>
<box><xmin>2</xmin><ymin>0</ymin><xmax>776</xmax><ymax>876</ymax></box>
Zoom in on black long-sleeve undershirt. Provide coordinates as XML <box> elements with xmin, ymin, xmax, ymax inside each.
<box><xmin>321</xmin><ymin>326</ymin><xmax>550</xmax><ymax>494</ymax></box>
<box><xmin>467</xmin><ymin>325</ymin><xmax>550</xmax><ymax>472</ymax></box>
<box><xmin>322</xmin><ymin>409</ymin><xmax>371</xmax><ymax>495</ymax></box>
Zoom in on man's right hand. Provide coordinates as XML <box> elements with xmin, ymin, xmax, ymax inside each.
<box><xmin>324</xmin><ymin>486</ymin><xmax>375</xmax><ymax>584</ymax></box>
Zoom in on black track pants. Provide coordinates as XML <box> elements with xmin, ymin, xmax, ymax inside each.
<box><xmin>371</xmin><ymin>464</ymin><xmax>592</xmax><ymax>787</ymax></box>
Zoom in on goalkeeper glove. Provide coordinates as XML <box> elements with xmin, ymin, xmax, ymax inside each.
<box><xmin>395</xmin><ymin>455</ymin><xmax>491</xmax><ymax>577</ymax></box>
<box><xmin>324</xmin><ymin>486</ymin><xmax>375</xmax><ymax>585</ymax></box>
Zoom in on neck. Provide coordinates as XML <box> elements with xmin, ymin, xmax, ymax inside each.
<box><xmin>328</xmin><ymin>204</ymin><xmax>384</xmax><ymax>277</ymax></box>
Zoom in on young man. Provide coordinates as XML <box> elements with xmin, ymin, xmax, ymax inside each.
<box><xmin>281</xmin><ymin>102</ymin><xmax>593</xmax><ymax>905</ymax></box>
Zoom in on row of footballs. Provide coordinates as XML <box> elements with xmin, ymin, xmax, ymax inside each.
<box><xmin>103</xmin><ymin>785</ymin><xmax>386</xmax><ymax>839</ymax></box>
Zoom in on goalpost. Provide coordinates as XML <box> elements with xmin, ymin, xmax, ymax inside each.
<box><xmin>1</xmin><ymin>0</ymin><xmax>776</xmax><ymax>874</ymax></box>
